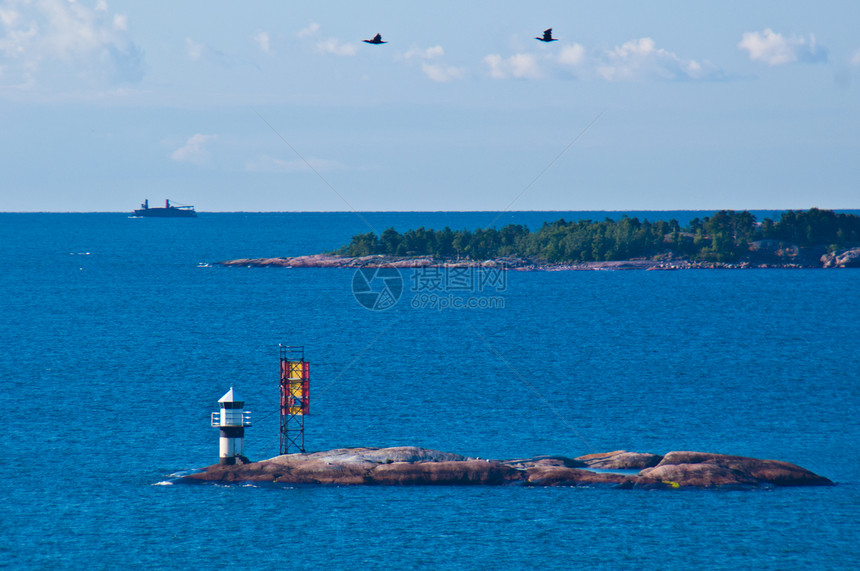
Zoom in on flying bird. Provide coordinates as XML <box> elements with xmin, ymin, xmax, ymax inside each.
<box><xmin>363</xmin><ymin>33</ymin><xmax>387</xmax><ymax>45</ymax></box>
<box><xmin>536</xmin><ymin>28</ymin><xmax>558</xmax><ymax>42</ymax></box>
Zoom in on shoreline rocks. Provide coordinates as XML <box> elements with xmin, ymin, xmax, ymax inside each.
<box><xmin>214</xmin><ymin>252</ymin><xmax>859</xmax><ymax>271</ymax></box>
<box><xmin>215</xmin><ymin>254</ymin><xmax>526</xmax><ymax>269</ymax></box>
<box><xmin>821</xmin><ymin>247</ymin><xmax>860</xmax><ymax>268</ymax></box>
<box><xmin>180</xmin><ymin>446</ymin><xmax>833</xmax><ymax>489</ymax></box>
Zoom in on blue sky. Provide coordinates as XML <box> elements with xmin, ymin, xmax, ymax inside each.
<box><xmin>1</xmin><ymin>0</ymin><xmax>858</xmax><ymax>212</ymax></box>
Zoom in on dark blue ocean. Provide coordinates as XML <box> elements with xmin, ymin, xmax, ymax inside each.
<box><xmin>1</xmin><ymin>211</ymin><xmax>858</xmax><ymax>570</ymax></box>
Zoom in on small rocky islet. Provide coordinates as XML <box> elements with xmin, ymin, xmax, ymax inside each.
<box><xmin>182</xmin><ymin>447</ymin><xmax>833</xmax><ymax>489</ymax></box>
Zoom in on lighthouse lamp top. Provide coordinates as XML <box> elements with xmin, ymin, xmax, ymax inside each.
<box><xmin>218</xmin><ymin>387</ymin><xmax>245</xmax><ymax>409</ymax></box>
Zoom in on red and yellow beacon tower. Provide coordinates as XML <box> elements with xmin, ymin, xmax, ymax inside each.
<box><xmin>279</xmin><ymin>345</ymin><xmax>309</xmax><ymax>454</ymax></box>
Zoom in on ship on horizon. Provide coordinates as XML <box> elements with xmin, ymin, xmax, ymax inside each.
<box><xmin>132</xmin><ymin>199</ymin><xmax>197</xmax><ymax>218</ymax></box>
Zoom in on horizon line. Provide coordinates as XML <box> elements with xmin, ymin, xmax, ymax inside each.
<box><xmin>2</xmin><ymin>207</ymin><xmax>858</xmax><ymax>214</ymax></box>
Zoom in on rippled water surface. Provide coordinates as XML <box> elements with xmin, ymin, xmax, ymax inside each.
<box><xmin>1</xmin><ymin>212</ymin><xmax>857</xmax><ymax>569</ymax></box>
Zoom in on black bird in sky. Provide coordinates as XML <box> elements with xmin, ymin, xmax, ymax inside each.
<box><xmin>536</xmin><ymin>28</ymin><xmax>558</xmax><ymax>42</ymax></box>
<box><xmin>363</xmin><ymin>33</ymin><xmax>387</xmax><ymax>45</ymax></box>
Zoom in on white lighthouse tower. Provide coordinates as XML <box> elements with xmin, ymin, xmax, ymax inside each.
<box><xmin>211</xmin><ymin>387</ymin><xmax>252</xmax><ymax>465</ymax></box>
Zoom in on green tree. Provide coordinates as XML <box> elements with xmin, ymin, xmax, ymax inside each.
<box><xmin>380</xmin><ymin>227</ymin><xmax>401</xmax><ymax>255</ymax></box>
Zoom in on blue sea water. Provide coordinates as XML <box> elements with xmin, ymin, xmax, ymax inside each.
<box><xmin>1</xmin><ymin>211</ymin><xmax>858</xmax><ymax>570</ymax></box>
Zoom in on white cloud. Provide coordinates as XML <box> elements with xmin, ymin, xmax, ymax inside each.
<box><xmin>315</xmin><ymin>38</ymin><xmax>357</xmax><ymax>57</ymax></box>
<box><xmin>298</xmin><ymin>22</ymin><xmax>319</xmax><ymax>38</ymax></box>
<box><xmin>245</xmin><ymin>154</ymin><xmax>343</xmax><ymax>173</ymax></box>
<box><xmin>484</xmin><ymin>54</ymin><xmax>503</xmax><ymax>78</ymax></box>
<box><xmin>0</xmin><ymin>0</ymin><xmax>143</xmax><ymax>89</ymax></box>
<box><xmin>185</xmin><ymin>37</ymin><xmax>204</xmax><ymax>61</ymax></box>
<box><xmin>0</xmin><ymin>8</ymin><xmax>20</xmax><ymax>28</ymax></box>
<box><xmin>851</xmin><ymin>49</ymin><xmax>860</xmax><ymax>67</ymax></box>
<box><xmin>486</xmin><ymin>36</ymin><xmax>721</xmax><ymax>82</ymax></box>
<box><xmin>0</xmin><ymin>17</ymin><xmax>37</xmax><ymax>58</ymax></box>
<box><xmin>26</xmin><ymin>0</ymin><xmax>123</xmax><ymax>58</ymax></box>
<box><xmin>397</xmin><ymin>45</ymin><xmax>465</xmax><ymax>82</ymax></box>
<box><xmin>422</xmin><ymin>62</ymin><xmax>466</xmax><ymax>82</ymax></box>
<box><xmin>484</xmin><ymin>53</ymin><xmax>542</xmax><ymax>79</ymax></box>
<box><xmin>558</xmin><ymin>44</ymin><xmax>586</xmax><ymax>67</ymax></box>
<box><xmin>738</xmin><ymin>29</ymin><xmax>827</xmax><ymax>66</ymax></box>
<box><xmin>596</xmin><ymin>37</ymin><xmax>716</xmax><ymax>81</ymax></box>
<box><xmin>402</xmin><ymin>45</ymin><xmax>444</xmax><ymax>60</ymax></box>
<box><xmin>184</xmin><ymin>37</ymin><xmax>232</xmax><ymax>67</ymax></box>
<box><xmin>297</xmin><ymin>23</ymin><xmax>355</xmax><ymax>56</ymax></box>
<box><xmin>253</xmin><ymin>31</ymin><xmax>270</xmax><ymax>54</ymax></box>
<box><xmin>172</xmin><ymin>134</ymin><xmax>218</xmax><ymax>165</ymax></box>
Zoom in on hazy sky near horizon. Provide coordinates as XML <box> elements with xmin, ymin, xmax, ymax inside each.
<box><xmin>1</xmin><ymin>1</ymin><xmax>858</xmax><ymax>212</ymax></box>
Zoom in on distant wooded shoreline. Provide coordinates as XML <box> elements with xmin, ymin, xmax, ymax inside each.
<box><xmin>216</xmin><ymin>208</ymin><xmax>860</xmax><ymax>269</ymax></box>
<box><xmin>334</xmin><ymin>208</ymin><xmax>860</xmax><ymax>265</ymax></box>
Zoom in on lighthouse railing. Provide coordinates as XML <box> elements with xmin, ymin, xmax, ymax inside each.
<box><xmin>211</xmin><ymin>411</ymin><xmax>252</xmax><ymax>427</ymax></box>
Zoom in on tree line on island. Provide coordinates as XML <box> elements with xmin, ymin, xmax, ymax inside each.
<box><xmin>337</xmin><ymin>208</ymin><xmax>860</xmax><ymax>263</ymax></box>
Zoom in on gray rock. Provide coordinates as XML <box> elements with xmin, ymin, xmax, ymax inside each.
<box><xmin>498</xmin><ymin>455</ymin><xmax>586</xmax><ymax>470</ymax></box>
<box><xmin>525</xmin><ymin>466</ymin><xmax>668</xmax><ymax>489</ymax></box>
<box><xmin>639</xmin><ymin>463</ymin><xmax>759</xmax><ymax>488</ymax></box>
<box><xmin>640</xmin><ymin>451</ymin><xmax>833</xmax><ymax>487</ymax></box>
<box><xmin>821</xmin><ymin>247</ymin><xmax>860</xmax><ymax>268</ymax></box>
<box><xmin>575</xmin><ymin>450</ymin><xmax>663</xmax><ymax>470</ymax></box>
<box><xmin>269</xmin><ymin>446</ymin><xmax>469</xmax><ymax>465</ymax></box>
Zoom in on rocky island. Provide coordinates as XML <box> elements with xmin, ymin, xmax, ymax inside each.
<box><xmin>215</xmin><ymin>209</ymin><xmax>860</xmax><ymax>270</ymax></box>
<box><xmin>182</xmin><ymin>447</ymin><xmax>833</xmax><ymax>489</ymax></box>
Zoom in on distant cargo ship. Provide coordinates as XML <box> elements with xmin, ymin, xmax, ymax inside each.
<box><xmin>133</xmin><ymin>199</ymin><xmax>197</xmax><ymax>218</ymax></box>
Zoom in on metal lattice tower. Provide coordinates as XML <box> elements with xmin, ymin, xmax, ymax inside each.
<box><xmin>279</xmin><ymin>345</ymin><xmax>309</xmax><ymax>454</ymax></box>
